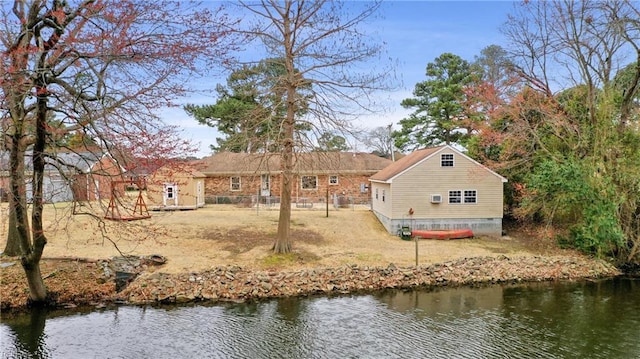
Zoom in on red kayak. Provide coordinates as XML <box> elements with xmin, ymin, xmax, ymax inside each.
<box><xmin>411</xmin><ymin>229</ymin><xmax>474</xmax><ymax>240</ymax></box>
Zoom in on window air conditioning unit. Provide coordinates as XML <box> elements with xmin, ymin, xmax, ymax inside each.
<box><xmin>431</xmin><ymin>194</ymin><xmax>442</xmax><ymax>203</ymax></box>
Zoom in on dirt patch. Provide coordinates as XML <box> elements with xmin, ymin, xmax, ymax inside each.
<box><xmin>200</xmin><ymin>228</ymin><xmax>325</xmax><ymax>255</ymax></box>
<box><xmin>0</xmin><ymin>259</ymin><xmax>115</xmax><ymax>310</ymax></box>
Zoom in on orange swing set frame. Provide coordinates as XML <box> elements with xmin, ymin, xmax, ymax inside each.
<box><xmin>104</xmin><ymin>179</ymin><xmax>151</xmax><ymax>221</ymax></box>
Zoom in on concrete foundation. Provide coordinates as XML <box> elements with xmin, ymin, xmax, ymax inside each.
<box><xmin>373</xmin><ymin>211</ymin><xmax>503</xmax><ymax>238</ymax></box>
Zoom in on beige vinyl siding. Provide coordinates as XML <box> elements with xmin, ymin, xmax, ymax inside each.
<box><xmin>390</xmin><ymin>151</ymin><xmax>503</xmax><ymax>219</ymax></box>
<box><xmin>370</xmin><ymin>182</ymin><xmax>392</xmax><ymax>218</ymax></box>
<box><xmin>148</xmin><ymin>168</ymin><xmax>205</xmax><ymax>209</ymax></box>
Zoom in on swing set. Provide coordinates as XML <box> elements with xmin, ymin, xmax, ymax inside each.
<box><xmin>104</xmin><ymin>179</ymin><xmax>151</xmax><ymax>221</ymax></box>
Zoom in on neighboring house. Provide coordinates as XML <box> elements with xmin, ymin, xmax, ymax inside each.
<box><xmin>0</xmin><ymin>150</ymin><xmax>123</xmax><ymax>203</ymax></box>
<box><xmin>369</xmin><ymin>145</ymin><xmax>507</xmax><ymax>237</ymax></box>
<box><xmin>146</xmin><ymin>164</ymin><xmax>206</xmax><ymax>210</ymax></box>
<box><xmin>198</xmin><ymin>152</ymin><xmax>393</xmax><ymax>205</ymax></box>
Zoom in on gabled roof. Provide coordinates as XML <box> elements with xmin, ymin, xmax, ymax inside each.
<box><xmin>198</xmin><ymin>151</ymin><xmax>392</xmax><ymax>175</ymax></box>
<box><xmin>369</xmin><ymin>146</ymin><xmax>444</xmax><ymax>182</ymax></box>
<box><xmin>0</xmin><ymin>149</ymin><xmax>109</xmax><ymax>174</ymax></box>
<box><xmin>369</xmin><ymin>145</ymin><xmax>507</xmax><ymax>183</ymax></box>
<box><xmin>50</xmin><ymin>151</ymin><xmax>104</xmax><ymax>173</ymax></box>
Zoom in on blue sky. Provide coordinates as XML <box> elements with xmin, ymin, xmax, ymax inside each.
<box><xmin>174</xmin><ymin>1</ymin><xmax>517</xmax><ymax>157</ymax></box>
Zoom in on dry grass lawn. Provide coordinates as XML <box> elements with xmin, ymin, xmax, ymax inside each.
<box><xmin>0</xmin><ymin>202</ymin><xmax>550</xmax><ymax>274</ymax></box>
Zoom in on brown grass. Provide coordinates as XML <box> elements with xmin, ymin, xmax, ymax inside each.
<box><xmin>0</xmin><ymin>203</ymin><xmax>559</xmax><ymax>274</ymax></box>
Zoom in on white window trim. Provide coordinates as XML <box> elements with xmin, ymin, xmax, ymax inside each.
<box><xmin>301</xmin><ymin>175</ymin><xmax>318</xmax><ymax>190</ymax></box>
<box><xmin>441</xmin><ymin>153</ymin><xmax>454</xmax><ymax>167</ymax></box>
<box><xmin>163</xmin><ymin>183</ymin><xmax>178</xmax><ymax>205</ymax></box>
<box><xmin>448</xmin><ymin>189</ymin><xmax>477</xmax><ymax>204</ymax></box>
<box><xmin>329</xmin><ymin>175</ymin><xmax>338</xmax><ymax>185</ymax></box>
<box><xmin>464</xmin><ymin>189</ymin><xmax>478</xmax><ymax>204</ymax></box>
<box><xmin>230</xmin><ymin>176</ymin><xmax>241</xmax><ymax>191</ymax></box>
<box><xmin>448</xmin><ymin>190</ymin><xmax>461</xmax><ymax>204</ymax></box>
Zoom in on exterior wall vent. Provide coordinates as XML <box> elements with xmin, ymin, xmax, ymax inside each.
<box><xmin>431</xmin><ymin>194</ymin><xmax>442</xmax><ymax>203</ymax></box>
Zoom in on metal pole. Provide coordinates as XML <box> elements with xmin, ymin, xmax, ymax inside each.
<box><xmin>415</xmin><ymin>236</ymin><xmax>418</xmax><ymax>266</ymax></box>
<box><xmin>326</xmin><ymin>187</ymin><xmax>329</xmax><ymax>217</ymax></box>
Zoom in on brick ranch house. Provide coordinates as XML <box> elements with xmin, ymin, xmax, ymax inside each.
<box><xmin>197</xmin><ymin>151</ymin><xmax>393</xmax><ymax>206</ymax></box>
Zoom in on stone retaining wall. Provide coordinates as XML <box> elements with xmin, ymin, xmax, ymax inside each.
<box><xmin>118</xmin><ymin>255</ymin><xmax>620</xmax><ymax>305</ymax></box>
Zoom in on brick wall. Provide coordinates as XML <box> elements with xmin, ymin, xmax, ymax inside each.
<box><xmin>204</xmin><ymin>173</ymin><xmax>373</xmax><ymax>204</ymax></box>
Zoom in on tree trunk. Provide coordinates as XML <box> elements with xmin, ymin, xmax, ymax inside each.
<box><xmin>274</xmin><ymin>79</ymin><xmax>295</xmax><ymax>254</ymax></box>
<box><xmin>274</xmin><ymin>8</ymin><xmax>295</xmax><ymax>254</ymax></box>
<box><xmin>21</xmin><ymin>257</ymin><xmax>47</xmax><ymax>302</ymax></box>
<box><xmin>21</xmin><ymin>84</ymin><xmax>51</xmax><ymax>303</ymax></box>
<box><xmin>4</xmin><ymin>206</ymin><xmax>22</xmax><ymax>256</ymax></box>
<box><xmin>275</xmin><ymin>156</ymin><xmax>292</xmax><ymax>253</ymax></box>
<box><xmin>5</xmin><ymin>141</ymin><xmax>30</xmax><ymax>257</ymax></box>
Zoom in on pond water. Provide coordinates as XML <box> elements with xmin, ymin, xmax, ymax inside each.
<box><xmin>2</xmin><ymin>277</ymin><xmax>640</xmax><ymax>358</ymax></box>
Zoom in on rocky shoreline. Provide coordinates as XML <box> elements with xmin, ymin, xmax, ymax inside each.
<box><xmin>119</xmin><ymin>255</ymin><xmax>620</xmax><ymax>305</ymax></box>
<box><xmin>0</xmin><ymin>254</ymin><xmax>622</xmax><ymax>313</ymax></box>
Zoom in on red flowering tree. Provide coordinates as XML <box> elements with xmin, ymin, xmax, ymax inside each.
<box><xmin>0</xmin><ymin>0</ymin><xmax>237</xmax><ymax>303</ymax></box>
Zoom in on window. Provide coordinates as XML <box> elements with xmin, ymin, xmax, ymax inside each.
<box><xmin>382</xmin><ymin>189</ymin><xmax>386</xmax><ymax>202</ymax></box>
<box><xmin>464</xmin><ymin>190</ymin><xmax>477</xmax><ymax>204</ymax></box>
<box><xmin>441</xmin><ymin>153</ymin><xmax>454</xmax><ymax>167</ymax></box>
<box><xmin>449</xmin><ymin>190</ymin><xmax>477</xmax><ymax>204</ymax></box>
<box><xmin>301</xmin><ymin>175</ymin><xmax>317</xmax><ymax>190</ymax></box>
<box><xmin>230</xmin><ymin>176</ymin><xmax>241</xmax><ymax>191</ymax></box>
<box><xmin>375</xmin><ymin>188</ymin><xmax>379</xmax><ymax>200</ymax></box>
<box><xmin>448</xmin><ymin>190</ymin><xmax>461</xmax><ymax>204</ymax></box>
<box><xmin>164</xmin><ymin>183</ymin><xmax>177</xmax><ymax>200</ymax></box>
<box><xmin>329</xmin><ymin>175</ymin><xmax>338</xmax><ymax>185</ymax></box>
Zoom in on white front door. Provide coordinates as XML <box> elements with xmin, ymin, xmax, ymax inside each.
<box><xmin>261</xmin><ymin>174</ymin><xmax>270</xmax><ymax>196</ymax></box>
<box><xmin>163</xmin><ymin>183</ymin><xmax>178</xmax><ymax>206</ymax></box>
<box><xmin>196</xmin><ymin>181</ymin><xmax>203</xmax><ymax>206</ymax></box>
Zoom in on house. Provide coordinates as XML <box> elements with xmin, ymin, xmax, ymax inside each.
<box><xmin>369</xmin><ymin>145</ymin><xmax>507</xmax><ymax>237</ymax></box>
<box><xmin>146</xmin><ymin>164</ymin><xmax>206</xmax><ymax>210</ymax></box>
<box><xmin>0</xmin><ymin>150</ymin><xmax>124</xmax><ymax>203</ymax></box>
<box><xmin>198</xmin><ymin>152</ymin><xmax>393</xmax><ymax>206</ymax></box>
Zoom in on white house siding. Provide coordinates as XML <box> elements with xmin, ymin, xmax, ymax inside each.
<box><xmin>370</xmin><ymin>182</ymin><xmax>393</xmax><ymax>231</ymax></box>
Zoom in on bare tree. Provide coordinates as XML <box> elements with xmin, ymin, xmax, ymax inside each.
<box><xmin>237</xmin><ymin>0</ymin><xmax>393</xmax><ymax>253</ymax></box>
<box><xmin>360</xmin><ymin>125</ymin><xmax>394</xmax><ymax>158</ymax></box>
<box><xmin>1</xmin><ymin>0</ymin><xmax>236</xmax><ymax>302</ymax></box>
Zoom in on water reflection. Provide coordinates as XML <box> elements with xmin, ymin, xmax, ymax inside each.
<box><xmin>3</xmin><ymin>278</ymin><xmax>640</xmax><ymax>358</ymax></box>
<box><xmin>2</xmin><ymin>306</ymin><xmax>47</xmax><ymax>357</ymax></box>
<box><xmin>374</xmin><ymin>285</ymin><xmax>505</xmax><ymax>318</ymax></box>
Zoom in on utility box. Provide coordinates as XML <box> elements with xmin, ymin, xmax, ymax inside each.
<box><xmin>400</xmin><ymin>226</ymin><xmax>412</xmax><ymax>241</ymax></box>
